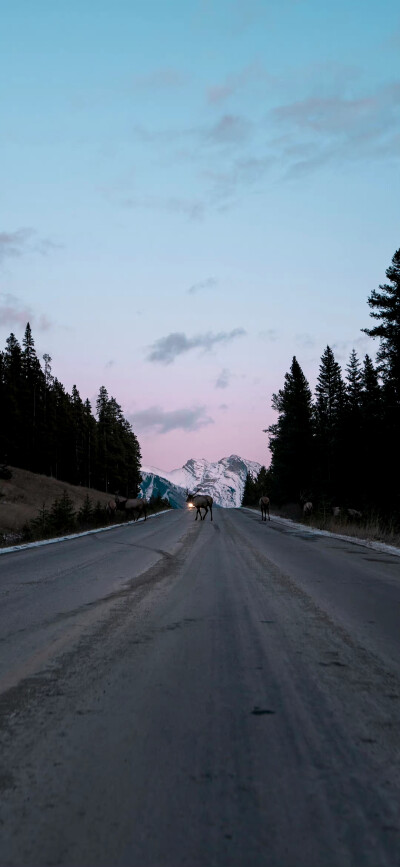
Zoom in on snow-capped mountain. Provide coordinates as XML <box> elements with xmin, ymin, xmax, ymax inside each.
<box><xmin>140</xmin><ymin>454</ymin><xmax>262</xmax><ymax>508</ymax></box>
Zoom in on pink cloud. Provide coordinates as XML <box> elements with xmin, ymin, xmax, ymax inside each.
<box><xmin>0</xmin><ymin>294</ymin><xmax>51</xmax><ymax>331</ymax></box>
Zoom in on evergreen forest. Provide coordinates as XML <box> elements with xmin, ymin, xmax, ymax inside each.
<box><xmin>2</xmin><ymin>247</ymin><xmax>400</xmax><ymax>530</ymax></box>
<box><xmin>0</xmin><ymin>325</ymin><xmax>142</xmax><ymax>497</ymax></box>
<box><xmin>243</xmin><ymin>247</ymin><xmax>400</xmax><ymax>526</ymax></box>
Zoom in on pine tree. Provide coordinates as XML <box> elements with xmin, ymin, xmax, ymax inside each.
<box><xmin>77</xmin><ymin>494</ymin><xmax>94</xmax><ymax>528</ymax></box>
<box><xmin>256</xmin><ymin>466</ymin><xmax>270</xmax><ymax>501</ymax></box>
<box><xmin>314</xmin><ymin>346</ymin><xmax>346</xmax><ymax>501</ymax></box>
<box><xmin>242</xmin><ymin>472</ymin><xmax>257</xmax><ymax>505</ymax></box>
<box><xmin>1</xmin><ymin>333</ymin><xmax>23</xmax><ymax>464</ymax></box>
<box><xmin>39</xmin><ymin>354</ymin><xmax>53</xmax><ymax>472</ymax></box>
<box><xmin>0</xmin><ymin>350</ymin><xmax>4</xmax><ymax>446</ymax></box>
<box><xmin>22</xmin><ymin>323</ymin><xmax>41</xmax><ymax>378</ymax></box>
<box><xmin>118</xmin><ymin>415</ymin><xmax>142</xmax><ymax>497</ymax></box>
<box><xmin>49</xmin><ymin>490</ymin><xmax>76</xmax><ymax>534</ymax></box>
<box><xmin>71</xmin><ymin>385</ymin><xmax>85</xmax><ymax>485</ymax></box>
<box><xmin>47</xmin><ymin>378</ymin><xmax>74</xmax><ymax>480</ymax></box>
<box><xmin>362</xmin><ymin>248</ymin><xmax>400</xmax><ymax>404</ymax></box>
<box><xmin>346</xmin><ymin>350</ymin><xmax>363</xmax><ymax>411</ymax></box>
<box><xmin>0</xmin><ymin>327</ymin><xmax>143</xmax><ymax>501</ymax></box>
<box><xmin>362</xmin><ymin>248</ymin><xmax>400</xmax><ymax>514</ymax></box>
<box><xmin>315</xmin><ymin>346</ymin><xmax>346</xmax><ymax>430</ymax></box>
<box><xmin>28</xmin><ymin>503</ymin><xmax>52</xmax><ymax>540</ymax></box>
<box><xmin>96</xmin><ymin>386</ymin><xmax>110</xmax><ymax>491</ymax></box>
<box><xmin>21</xmin><ymin>323</ymin><xmax>45</xmax><ymax>469</ymax></box>
<box><xmin>94</xmin><ymin>390</ymin><xmax>142</xmax><ymax>496</ymax></box>
<box><xmin>42</xmin><ymin>354</ymin><xmax>53</xmax><ymax>390</ymax></box>
<box><xmin>268</xmin><ymin>356</ymin><xmax>314</xmax><ymax>503</ymax></box>
<box><xmin>359</xmin><ymin>354</ymin><xmax>382</xmax><ymax>507</ymax></box>
<box><xmin>342</xmin><ymin>350</ymin><xmax>364</xmax><ymax>503</ymax></box>
<box><xmin>82</xmin><ymin>398</ymin><xmax>96</xmax><ymax>489</ymax></box>
<box><xmin>361</xmin><ymin>354</ymin><xmax>381</xmax><ymax>416</ymax></box>
<box><xmin>107</xmin><ymin>395</ymin><xmax>126</xmax><ymax>492</ymax></box>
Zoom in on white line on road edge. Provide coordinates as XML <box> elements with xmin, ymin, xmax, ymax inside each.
<box><xmin>242</xmin><ymin>508</ymin><xmax>400</xmax><ymax>558</ymax></box>
<box><xmin>0</xmin><ymin>509</ymin><xmax>174</xmax><ymax>556</ymax></box>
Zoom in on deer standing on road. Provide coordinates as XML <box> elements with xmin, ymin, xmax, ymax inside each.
<box><xmin>186</xmin><ymin>493</ymin><xmax>213</xmax><ymax>521</ymax></box>
<box><xmin>259</xmin><ymin>496</ymin><xmax>270</xmax><ymax>522</ymax></box>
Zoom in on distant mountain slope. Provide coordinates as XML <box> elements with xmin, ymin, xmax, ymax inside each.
<box><xmin>139</xmin><ymin>471</ymin><xmax>187</xmax><ymax>509</ymax></box>
<box><xmin>141</xmin><ymin>455</ymin><xmax>262</xmax><ymax>508</ymax></box>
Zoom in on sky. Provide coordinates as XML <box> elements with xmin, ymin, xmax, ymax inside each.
<box><xmin>1</xmin><ymin>0</ymin><xmax>399</xmax><ymax>470</ymax></box>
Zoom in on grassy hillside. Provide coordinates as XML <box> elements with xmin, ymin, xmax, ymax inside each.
<box><xmin>0</xmin><ymin>467</ymin><xmax>113</xmax><ymax>540</ymax></box>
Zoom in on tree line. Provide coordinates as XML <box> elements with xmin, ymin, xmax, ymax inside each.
<box><xmin>243</xmin><ymin>247</ymin><xmax>400</xmax><ymax>524</ymax></box>
<box><xmin>16</xmin><ymin>490</ymin><xmax>170</xmax><ymax>545</ymax></box>
<box><xmin>0</xmin><ymin>324</ymin><xmax>142</xmax><ymax>497</ymax></box>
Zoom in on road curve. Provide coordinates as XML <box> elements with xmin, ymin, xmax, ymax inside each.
<box><xmin>0</xmin><ymin>508</ymin><xmax>399</xmax><ymax>866</ymax></box>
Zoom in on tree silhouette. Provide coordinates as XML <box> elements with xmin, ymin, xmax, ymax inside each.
<box><xmin>268</xmin><ymin>356</ymin><xmax>314</xmax><ymax>503</ymax></box>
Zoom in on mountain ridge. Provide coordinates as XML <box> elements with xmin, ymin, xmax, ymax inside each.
<box><xmin>140</xmin><ymin>454</ymin><xmax>262</xmax><ymax>508</ymax></box>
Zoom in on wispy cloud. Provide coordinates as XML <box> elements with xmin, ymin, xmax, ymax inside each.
<box><xmin>122</xmin><ymin>194</ymin><xmax>205</xmax><ymax>221</ymax></box>
<box><xmin>272</xmin><ymin>81</ymin><xmax>400</xmax><ymax>176</ymax></box>
<box><xmin>331</xmin><ymin>335</ymin><xmax>372</xmax><ymax>362</ymax></box>
<box><xmin>116</xmin><ymin>70</ymin><xmax>400</xmax><ymax>219</ymax></box>
<box><xmin>274</xmin><ymin>94</ymin><xmax>377</xmax><ymax>134</ymax></box>
<box><xmin>132</xmin><ymin>68</ymin><xmax>187</xmax><ymax>90</ymax></box>
<box><xmin>215</xmin><ymin>368</ymin><xmax>232</xmax><ymax>389</ymax></box>
<box><xmin>37</xmin><ymin>314</ymin><xmax>51</xmax><ymax>330</ymax></box>
<box><xmin>198</xmin><ymin>0</ymin><xmax>273</xmax><ymax>35</ymax></box>
<box><xmin>227</xmin><ymin>0</ymin><xmax>265</xmax><ymax>32</ymax></box>
<box><xmin>0</xmin><ymin>293</ymin><xmax>51</xmax><ymax>330</ymax></box>
<box><xmin>36</xmin><ymin>237</ymin><xmax>63</xmax><ymax>256</ymax></box>
<box><xmin>0</xmin><ymin>228</ymin><xmax>62</xmax><ymax>264</ymax></box>
<box><xmin>131</xmin><ymin>405</ymin><xmax>214</xmax><ymax>434</ymax></box>
<box><xmin>207</xmin><ymin>82</ymin><xmax>241</xmax><ymax>106</ymax></box>
<box><xmin>205</xmin><ymin>114</ymin><xmax>252</xmax><ymax>147</ymax></box>
<box><xmin>207</xmin><ymin>64</ymin><xmax>272</xmax><ymax>105</ymax></box>
<box><xmin>259</xmin><ymin>329</ymin><xmax>278</xmax><ymax>342</ymax></box>
<box><xmin>147</xmin><ymin>328</ymin><xmax>246</xmax><ymax>364</ymax></box>
<box><xmin>187</xmin><ymin>277</ymin><xmax>217</xmax><ymax>295</ymax></box>
<box><xmin>131</xmin><ymin>125</ymin><xmax>181</xmax><ymax>145</ymax></box>
<box><xmin>0</xmin><ymin>229</ymin><xmax>34</xmax><ymax>263</ymax></box>
<box><xmin>204</xmin><ymin>156</ymin><xmax>274</xmax><ymax>203</ymax></box>
<box><xmin>295</xmin><ymin>332</ymin><xmax>316</xmax><ymax>347</ymax></box>
<box><xmin>132</xmin><ymin>113</ymin><xmax>252</xmax><ymax>150</ymax></box>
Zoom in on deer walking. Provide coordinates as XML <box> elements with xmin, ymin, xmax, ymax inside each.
<box><xmin>186</xmin><ymin>493</ymin><xmax>213</xmax><ymax>521</ymax></box>
<box><xmin>115</xmin><ymin>496</ymin><xmax>148</xmax><ymax>521</ymax></box>
<box><xmin>259</xmin><ymin>496</ymin><xmax>270</xmax><ymax>522</ymax></box>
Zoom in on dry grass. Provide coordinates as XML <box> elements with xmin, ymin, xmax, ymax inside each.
<box><xmin>303</xmin><ymin>513</ymin><xmax>400</xmax><ymax>548</ymax></box>
<box><xmin>247</xmin><ymin>503</ymin><xmax>400</xmax><ymax>549</ymax></box>
<box><xmin>0</xmin><ymin>467</ymin><xmax>112</xmax><ymax>537</ymax></box>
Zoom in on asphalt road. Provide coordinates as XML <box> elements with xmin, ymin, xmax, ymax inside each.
<box><xmin>0</xmin><ymin>508</ymin><xmax>399</xmax><ymax>867</ymax></box>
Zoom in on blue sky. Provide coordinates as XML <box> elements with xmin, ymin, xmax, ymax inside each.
<box><xmin>1</xmin><ymin>0</ymin><xmax>399</xmax><ymax>469</ymax></box>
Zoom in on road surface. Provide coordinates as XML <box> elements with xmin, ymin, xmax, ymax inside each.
<box><xmin>0</xmin><ymin>508</ymin><xmax>399</xmax><ymax>866</ymax></box>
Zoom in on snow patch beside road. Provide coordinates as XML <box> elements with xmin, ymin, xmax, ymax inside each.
<box><xmin>243</xmin><ymin>508</ymin><xmax>400</xmax><ymax>558</ymax></box>
<box><xmin>0</xmin><ymin>509</ymin><xmax>172</xmax><ymax>556</ymax></box>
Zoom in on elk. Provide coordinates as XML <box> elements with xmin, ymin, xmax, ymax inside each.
<box><xmin>259</xmin><ymin>496</ymin><xmax>270</xmax><ymax>522</ymax></box>
<box><xmin>332</xmin><ymin>506</ymin><xmax>362</xmax><ymax>520</ymax></box>
<box><xmin>115</xmin><ymin>496</ymin><xmax>148</xmax><ymax>521</ymax></box>
<box><xmin>347</xmin><ymin>508</ymin><xmax>362</xmax><ymax>520</ymax></box>
<box><xmin>303</xmin><ymin>501</ymin><xmax>313</xmax><ymax>517</ymax></box>
<box><xmin>186</xmin><ymin>492</ymin><xmax>213</xmax><ymax>521</ymax></box>
<box><xmin>106</xmin><ymin>499</ymin><xmax>117</xmax><ymax>518</ymax></box>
